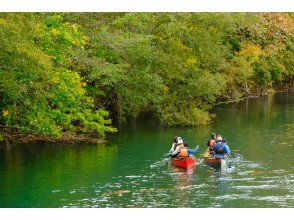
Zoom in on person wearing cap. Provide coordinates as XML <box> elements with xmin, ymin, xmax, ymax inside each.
<box><xmin>169</xmin><ymin>136</ymin><xmax>181</xmax><ymax>154</ymax></box>
<box><xmin>170</xmin><ymin>138</ymin><xmax>199</xmax><ymax>158</ymax></box>
<box><xmin>211</xmin><ymin>135</ymin><xmax>230</xmax><ymax>158</ymax></box>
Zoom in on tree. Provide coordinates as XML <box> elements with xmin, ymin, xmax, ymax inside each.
<box><xmin>0</xmin><ymin>13</ymin><xmax>116</xmax><ymax>140</ymax></box>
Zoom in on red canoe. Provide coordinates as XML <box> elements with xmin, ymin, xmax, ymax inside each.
<box><xmin>171</xmin><ymin>157</ymin><xmax>196</xmax><ymax>168</ymax></box>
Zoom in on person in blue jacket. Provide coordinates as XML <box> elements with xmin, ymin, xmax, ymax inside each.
<box><xmin>211</xmin><ymin>135</ymin><xmax>230</xmax><ymax>158</ymax></box>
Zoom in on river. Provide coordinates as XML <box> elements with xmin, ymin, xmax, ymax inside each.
<box><xmin>0</xmin><ymin>93</ymin><xmax>293</xmax><ymax>207</ymax></box>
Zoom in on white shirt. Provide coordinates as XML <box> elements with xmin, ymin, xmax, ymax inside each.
<box><xmin>169</xmin><ymin>137</ymin><xmax>183</xmax><ymax>154</ymax></box>
<box><xmin>171</xmin><ymin>145</ymin><xmax>182</xmax><ymax>156</ymax></box>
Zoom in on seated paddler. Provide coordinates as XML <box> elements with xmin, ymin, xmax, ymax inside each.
<box><xmin>211</xmin><ymin>135</ymin><xmax>230</xmax><ymax>158</ymax></box>
<box><xmin>170</xmin><ymin>139</ymin><xmax>199</xmax><ymax>158</ymax></box>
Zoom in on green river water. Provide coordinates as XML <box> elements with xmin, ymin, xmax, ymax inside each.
<box><xmin>0</xmin><ymin>93</ymin><xmax>293</xmax><ymax>208</ymax></box>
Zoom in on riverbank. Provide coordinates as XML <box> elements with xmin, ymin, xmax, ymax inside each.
<box><xmin>1</xmin><ymin>90</ymin><xmax>293</xmax><ymax>145</ymax></box>
<box><xmin>216</xmin><ymin>86</ymin><xmax>293</xmax><ymax>106</ymax></box>
<box><xmin>0</xmin><ymin>127</ymin><xmax>104</xmax><ymax>146</ymax></box>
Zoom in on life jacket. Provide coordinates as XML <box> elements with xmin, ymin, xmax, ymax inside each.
<box><xmin>209</xmin><ymin>139</ymin><xmax>216</xmax><ymax>149</ymax></box>
<box><xmin>178</xmin><ymin>144</ymin><xmax>188</xmax><ymax>157</ymax></box>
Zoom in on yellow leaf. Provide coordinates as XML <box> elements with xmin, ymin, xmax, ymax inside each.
<box><xmin>51</xmin><ymin>28</ymin><xmax>59</xmax><ymax>36</ymax></box>
<box><xmin>162</xmin><ymin>85</ymin><xmax>169</xmax><ymax>93</ymax></box>
<box><xmin>186</xmin><ymin>57</ymin><xmax>197</xmax><ymax>67</ymax></box>
<box><xmin>238</xmin><ymin>43</ymin><xmax>261</xmax><ymax>61</ymax></box>
<box><xmin>2</xmin><ymin>110</ymin><xmax>9</xmax><ymax>117</ymax></box>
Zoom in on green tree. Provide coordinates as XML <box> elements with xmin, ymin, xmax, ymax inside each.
<box><xmin>0</xmin><ymin>13</ymin><xmax>116</xmax><ymax>139</ymax></box>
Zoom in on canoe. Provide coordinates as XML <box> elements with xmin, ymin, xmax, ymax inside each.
<box><xmin>203</xmin><ymin>152</ymin><xmax>229</xmax><ymax>170</ymax></box>
<box><xmin>204</xmin><ymin>156</ymin><xmax>221</xmax><ymax>166</ymax></box>
<box><xmin>204</xmin><ymin>151</ymin><xmax>221</xmax><ymax>166</ymax></box>
<box><xmin>171</xmin><ymin>157</ymin><xmax>196</xmax><ymax>168</ymax></box>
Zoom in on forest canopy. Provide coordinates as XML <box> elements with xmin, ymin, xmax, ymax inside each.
<box><xmin>0</xmin><ymin>13</ymin><xmax>293</xmax><ymax>142</ymax></box>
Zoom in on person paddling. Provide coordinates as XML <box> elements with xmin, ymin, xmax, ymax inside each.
<box><xmin>169</xmin><ymin>136</ymin><xmax>181</xmax><ymax>154</ymax></box>
<box><xmin>170</xmin><ymin>138</ymin><xmax>199</xmax><ymax>158</ymax></box>
<box><xmin>211</xmin><ymin>135</ymin><xmax>230</xmax><ymax>158</ymax></box>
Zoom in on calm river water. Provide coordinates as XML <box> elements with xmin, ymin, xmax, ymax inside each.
<box><xmin>0</xmin><ymin>93</ymin><xmax>293</xmax><ymax>207</ymax></box>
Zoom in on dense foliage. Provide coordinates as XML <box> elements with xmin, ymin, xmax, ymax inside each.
<box><xmin>0</xmin><ymin>13</ymin><xmax>117</xmax><ymax>141</ymax></box>
<box><xmin>0</xmin><ymin>13</ymin><xmax>293</xmax><ymax>141</ymax></box>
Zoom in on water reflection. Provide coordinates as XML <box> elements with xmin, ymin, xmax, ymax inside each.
<box><xmin>170</xmin><ymin>166</ymin><xmax>194</xmax><ymax>186</ymax></box>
